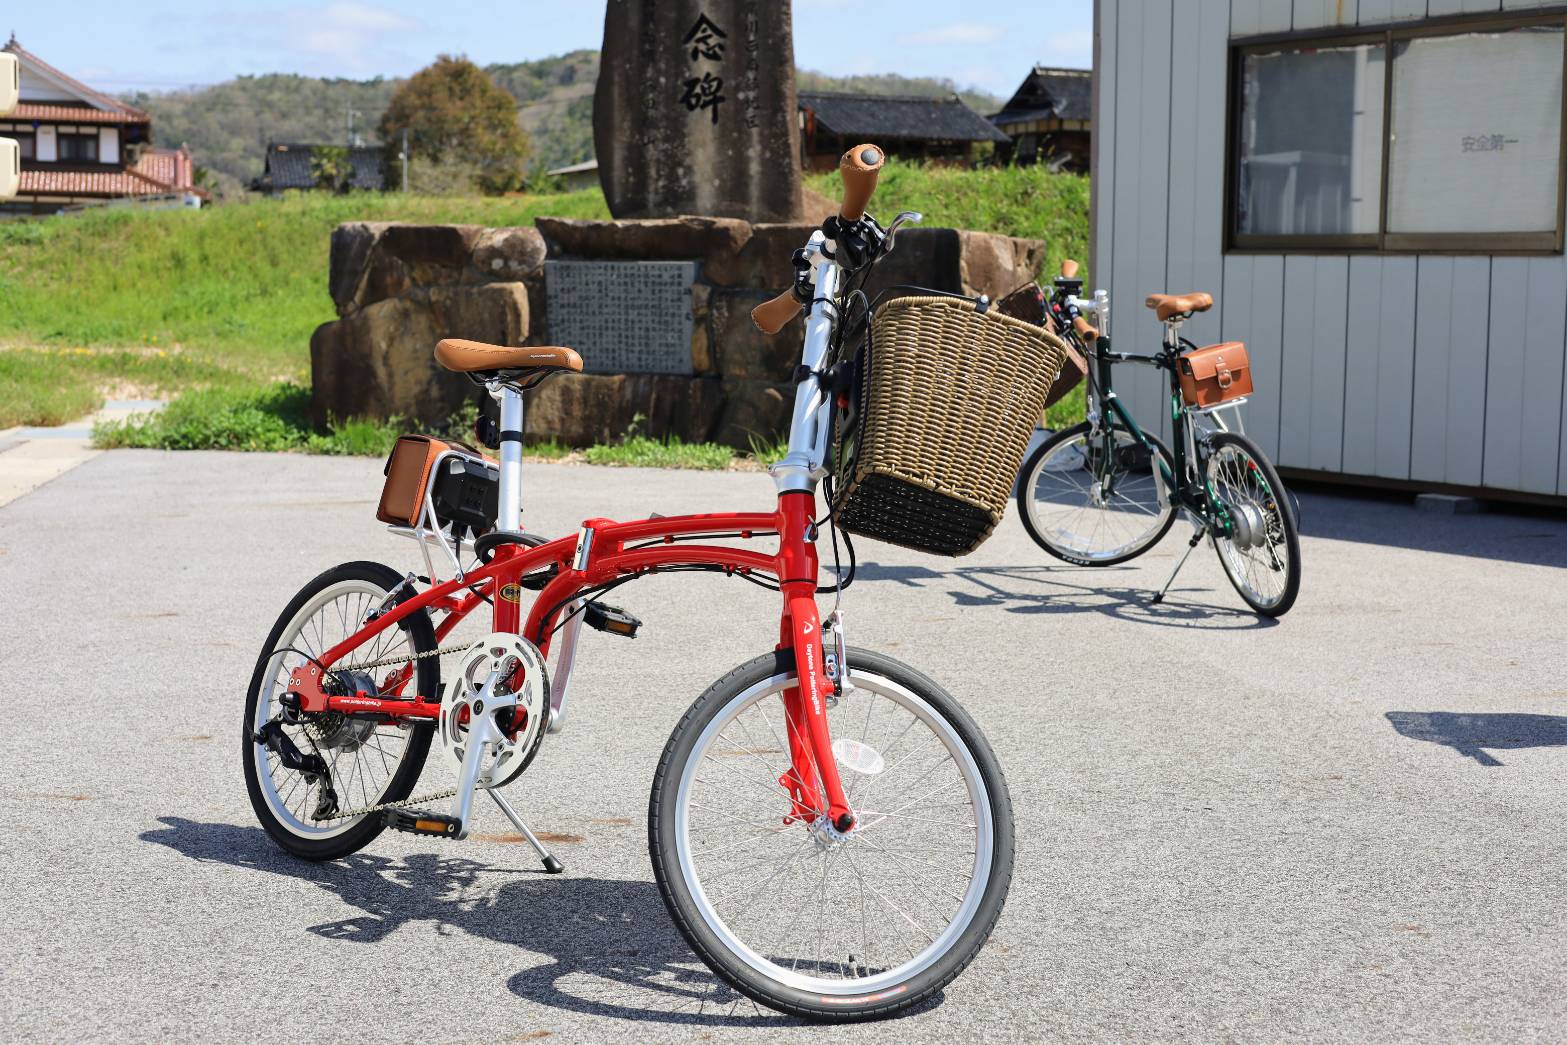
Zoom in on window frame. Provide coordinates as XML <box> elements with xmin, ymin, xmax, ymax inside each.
<box><xmin>56</xmin><ymin>132</ymin><xmax>100</xmax><ymax>164</ymax></box>
<box><xmin>12</xmin><ymin>132</ymin><xmax>35</xmax><ymax>161</ymax></box>
<box><xmin>1225</xmin><ymin>9</ymin><xmax>1567</xmax><ymax>256</ymax></box>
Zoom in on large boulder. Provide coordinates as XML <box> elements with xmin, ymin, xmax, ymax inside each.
<box><xmin>709</xmin><ymin>289</ymin><xmax>802</xmax><ymax>381</ymax></box>
<box><xmin>310</xmin><ymin>297</ymin><xmax>468</xmax><ymax>427</ymax></box>
<box><xmin>524</xmin><ymin>373</ymin><xmax>725</xmax><ymax>446</ymax></box>
<box><xmin>471</xmin><ymin>227</ymin><xmax>548</xmax><ymax>281</ymax></box>
<box><xmin>310</xmin><ymin>282</ymin><xmax>530</xmax><ymax>427</ymax></box>
<box><xmin>328</xmin><ymin>223</ymin><xmax>532</xmax><ymax>316</ymax></box>
<box><xmin>715</xmin><ymin>379</ymin><xmax>793</xmax><ymax>448</ymax></box>
<box><xmin>536</xmin><ymin>215</ymin><xmax>752</xmax><ymax>274</ymax></box>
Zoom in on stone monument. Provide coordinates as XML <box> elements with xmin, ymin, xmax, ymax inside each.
<box><xmin>593</xmin><ymin>0</ymin><xmax>802</xmax><ymax>222</ymax></box>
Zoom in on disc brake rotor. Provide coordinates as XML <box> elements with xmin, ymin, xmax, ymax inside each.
<box><xmin>438</xmin><ymin>633</ymin><xmax>550</xmax><ymax>789</ymax></box>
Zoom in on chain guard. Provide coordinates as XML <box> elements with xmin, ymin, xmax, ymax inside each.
<box><xmin>438</xmin><ymin>633</ymin><xmax>549</xmax><ymax>789</ymax></box>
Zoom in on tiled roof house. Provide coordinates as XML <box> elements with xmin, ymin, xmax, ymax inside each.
<box><xmin>0</xmin><ymin>35</ymin><xmax>204</xmax><ymax>213</ymax></box>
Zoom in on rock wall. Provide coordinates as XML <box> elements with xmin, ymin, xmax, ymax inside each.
<box><xmin>310</xmin><ymin>217</ymin><xmax>1047</xmax><ymax>447</ymax></box>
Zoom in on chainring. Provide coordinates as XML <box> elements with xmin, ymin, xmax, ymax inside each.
<box><xmin>438</xmin><ymin>633</ymin><xmax>550</xmax><ymax>789</ymax></box>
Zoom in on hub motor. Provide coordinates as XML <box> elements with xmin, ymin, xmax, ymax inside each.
<box><xmin>1226</xmin><ymin>501</ymin><xmax>1269</xmax><ymax>549</ymax></box>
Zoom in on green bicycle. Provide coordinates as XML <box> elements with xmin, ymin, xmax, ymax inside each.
<box><xmin>1014</xmin><ymin>262</ymin><xmax>1301</xmax><ymax>618</ymax></box>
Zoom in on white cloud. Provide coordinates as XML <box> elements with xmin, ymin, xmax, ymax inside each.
<box><xmin>894</xmin><ymin>23</ymin><xmax>1004</xmax><ymax>46</ymax></box>
<box><xmin>186</xmin><ymin>3</ymin><xmax>429</xmax><ymax>77</ymax></box>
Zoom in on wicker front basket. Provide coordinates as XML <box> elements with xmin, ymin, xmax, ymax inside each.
<box><xmin>833</xmin><ymin>295</ymin><xmax>1068</xmax><ymax>556</ymax></box>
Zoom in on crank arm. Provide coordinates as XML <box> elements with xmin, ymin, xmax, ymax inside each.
<box><xmin>448</xmin><ymin>667</ymin><xmax>508</xmax><ymax>838</ymax></box>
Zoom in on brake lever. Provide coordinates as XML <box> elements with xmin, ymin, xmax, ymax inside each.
<box><xmin>883</xmin><ymin>210</ymin><xmax>923</xmax><ymax>253</ymax></box>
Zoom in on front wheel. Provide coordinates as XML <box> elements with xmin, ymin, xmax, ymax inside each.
<box><xmin>649</xmin><ymin>648</ymin><xmax>1014</xmax><ymax>1022</ymax></box>
<box><xmin>1204</xmin><ymin>432</ymin><xmax>1302</xmax><ymax>617</ymax></box>
<box><xmin>1016</xmin><ymin>421</ymin><xmax>1178</xmax><ymax>565</ymax></box>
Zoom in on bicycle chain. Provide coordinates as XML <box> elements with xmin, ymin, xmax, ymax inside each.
<box><xmin>302</xmin><ymin>641</ymin><xmax>473</xmax><ymax>822</ymax></box>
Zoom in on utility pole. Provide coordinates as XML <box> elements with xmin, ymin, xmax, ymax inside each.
<box><xmin>346</xmin><ymin>103</ymin><xmax>360</xmax><ymax>147</ymax></box>
<box><xmin>401</xmin><ymin>128</ymin><xmax>409</xmax><ymax>193</ymax></box>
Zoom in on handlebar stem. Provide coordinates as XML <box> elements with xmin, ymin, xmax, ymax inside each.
<box><xmin>771</xmin><ymin>233</ymin><xmax>840</xmax><ymax>495</ymax></box>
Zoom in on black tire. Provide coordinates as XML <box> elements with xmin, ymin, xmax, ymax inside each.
<box><xmin>649</xmin><ymin>648</ymin><xmax>1014</xmax><ymax>1022</ymax></box>
<box><xmin>242</xmin><ymin>561</ymin><xmax>439</xmax><ymax>861</ymax></box>
<box><xmin>1204</xmin><ymin>432</ymin><xmax>1302</xmax><ymax>617</ymax></box>
<box><xmin>1016</xmin><ymin>421</ymin><xmax>1178</xmax><ymax>566</ymax></box>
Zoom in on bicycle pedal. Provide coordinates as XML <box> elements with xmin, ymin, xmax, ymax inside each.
<box><xmin>584</xmin><ymin>601</ymin><xmax>641</xmax><ymax>638</ymax></box>
<box><xmin>382</xmin><ymin>809</ymin><xmax>462</xmax><ymax>838</ymax></box>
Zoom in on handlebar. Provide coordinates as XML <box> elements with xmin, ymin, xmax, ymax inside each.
<box><xmin>838</xmin><ymin>143</ymin><xmax>885</xmax><ymax>222</ymax></box>
<box><xmin>753</xmin><ymin>289</ymin><xmax>807</xmax><ymax>336</ymax></box>
<box><xmin>1073</xmin><ymin>315</ymin><xmax>1099</xmax><ymax>343</ymax></box>
<box><xmin>751</xmin><ymin>144</ymin><xmax>886</xmax><ymax>335</ymax></box>
<box><xmin>1060</xmin><ymin>258</ymin><xmax>1079</xmax><ymax>279</ymax></box>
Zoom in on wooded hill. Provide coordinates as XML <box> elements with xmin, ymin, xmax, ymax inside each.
<box><xmin>123</xmin><ymin>51</ymin><xmax>1001</xmax><ymax>195</ymax></box>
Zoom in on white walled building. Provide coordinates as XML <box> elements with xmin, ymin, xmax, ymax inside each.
<box><xmin>1092</xmin><ymin>1</ymin><xmax>1566</xmax><ymax>504</ymax></box>
<box><xmin>0</xmin><ymin>36</ymin><xmax>202</xmax><ymax>214</ymax></box>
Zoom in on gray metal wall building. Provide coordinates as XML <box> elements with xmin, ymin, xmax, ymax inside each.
<box><xmin>1093</xmin><ymin>0</ymin><xmax>1567</xmax><ymax>503</ymax></box>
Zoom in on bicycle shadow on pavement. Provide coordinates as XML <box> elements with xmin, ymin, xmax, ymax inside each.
<box><xmin>857</xmin><ymin>562</ymin><xmax>1275</xmax><ymax>630</ymax></box>
<box><xmin>140</xmin><ymin>817</ymin><xmax>939</xmax><ymax>1027</ymax></box>
<box><xmin>1385</xmin><ymin>712</ymin><xmax>1567</xmax><ymax>767</ymax></box>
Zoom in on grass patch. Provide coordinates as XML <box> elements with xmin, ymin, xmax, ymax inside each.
<box><xmin>0</xmin><ymin>346</ymin><xmax>234</xmax><ymax>428</ymax></box>
<box><xmin>0</xmin><ymin>191</ymin><xmax>608</xmax><ymax>365</ymax></box>
<box><xmin>0</xmin><ymin>190</ymin><xmax>608</xmax><ymax>429</ymax></box>
<box><xmin>583</xmin><ymin>434</ymin><xmax>736</xmax><ymax>470</ymax></box>
<box><xmin>92</xmin><ymin>384</ymin><xmax>404</xmax><ymax>453</ymax></box>
<box><xmin>1044</xmin><ymin>382</ymin><xmax>1087</xmax><ymax>430</ymax></box>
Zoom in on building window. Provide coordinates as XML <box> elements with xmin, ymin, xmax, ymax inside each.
<box><xmin>14</xmin><ymin>133</ymin><xmax>34</xmax><ymax>160</ymax></box>
<box><xmin>58</xmin><ymin>133</ymin><xmax>99</xmax><ymax>163</ymax></box>
<box><xmin>1230</xmin><ymin>13</ymin><xmax>1566</xmax><ymax>253</ymax></box>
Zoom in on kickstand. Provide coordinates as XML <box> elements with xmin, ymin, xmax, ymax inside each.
<box><xmin>1151</xmin><ymin>526</ymin><xmax>1206</xmax><ymax>606</ymax></box>
<box><xmin>486</xmin><ymin>788</ymin><xmax>566</xmax><ymax>874</ymax></box>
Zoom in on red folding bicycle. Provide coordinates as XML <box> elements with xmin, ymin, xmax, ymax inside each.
<box><xmin>242</xmin><ymin>144</ymin><xmax>1015</xmax><ymax>1021</ymax></box>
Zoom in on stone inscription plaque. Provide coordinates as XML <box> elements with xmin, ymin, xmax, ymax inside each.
<box><xmin>544</xmin><ymin>260</ymin><xmax>698</xmax><ymax>376</ymax></box>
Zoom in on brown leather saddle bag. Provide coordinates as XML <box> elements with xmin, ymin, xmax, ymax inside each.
<box><xmin>377</xmin><ymin>434</ymin><xmax>491</xmax><ymax>526</ymax></box>
<box><xmin>1177</xmin><ymin>342</ymin><xmax>1253</xmax><ymax>408</ymax></box>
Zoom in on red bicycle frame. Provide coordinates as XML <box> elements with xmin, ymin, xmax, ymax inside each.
<box><xmin>285</xmin><ymin>489</ymin><xmax>856</xmax><ymax>830</ymax></box>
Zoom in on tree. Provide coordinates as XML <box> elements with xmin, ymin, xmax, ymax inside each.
<box><xmin>379</xmin><ymin>56</ymin><xmax>529</xmax><ymax>195</ymax></box>
<box><xmin>309</xmin><ymin>145</ymin><xmax>356</xmax><ymax>193</ymax></box>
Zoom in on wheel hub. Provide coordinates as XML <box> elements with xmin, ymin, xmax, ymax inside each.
<box><xmin>313</xmin><ymin>671</ymin><xmax>380</xmax><ymax>749</ymax></box>
<box><xmin>1226</xmin><ymin>502</ymin><xmax>1268</xmax><ymax>548</ymax></box>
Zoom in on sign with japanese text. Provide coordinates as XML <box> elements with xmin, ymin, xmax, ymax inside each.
<box><xmin>594</xmin><ymin>0</ymin><xmax>801</xmax><ymax>221</ymax></box>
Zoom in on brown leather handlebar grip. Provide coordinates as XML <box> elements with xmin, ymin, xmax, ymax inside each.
<box><xmin>1073</xmin><ymin>315</ymin><xmax>1100</xmax><ymax>342</ymax></box>
<box><xmin>752</xmin><ymin>289</ymin><xmax>805</xmax><ymax>336</ymax></box>
<box><xmin>1061</xmin><ymin>258</ymin><xmax>1080</xmax><ymax>279</ymax></box>
<box><xmin>839</xmin><ymin>143</ymin><xmax>885</xmax><ymax>222</ymax></box>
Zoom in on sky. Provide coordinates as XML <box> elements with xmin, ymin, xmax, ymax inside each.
<box><xmin>6</xmin><ymin>1</ymin><xmax>1092</xmax><ymax>98</ymax></box>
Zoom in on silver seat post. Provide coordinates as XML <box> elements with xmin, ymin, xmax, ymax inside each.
<box><xmin>496</xmin><ymin>384</ymin><xmax>524</xmax><ymax>531</ymax></box>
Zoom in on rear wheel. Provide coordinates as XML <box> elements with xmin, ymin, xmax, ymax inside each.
<box><xmin>1017</xmin><ymin>421</ymin><xmax>1177</xmax><ymax>565</ymax></box>
<box><xmin>1204</xmin><ymin>432</ymin><xmax>1301</xmax><ymax>617</ymax></box>
<box><xmin>649</xmin><ymin>648</ymin><xmax>1014</xmax><ymax>1021</ymax></box>
<box><xmin>242</xmin><ymin>561</ymin><xmax>439</xmax><ymax>861</ymax></box>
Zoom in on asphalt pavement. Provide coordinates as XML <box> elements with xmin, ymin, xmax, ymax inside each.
<box><xmin>2</xmin><ymin>450</ymin><xmax>1565</xmax><ymax>1043</ymax></box>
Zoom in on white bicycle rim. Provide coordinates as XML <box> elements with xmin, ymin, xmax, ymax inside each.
<box><xmin>672</xmin><ymin>667</ymin><xmax>995</xmax><ymax>997</ymax></box>
<box><xmin>1024</xmin><ymin>429</ymin><xmax>1171</xmax><ymax>561</ymax></box>
<box><xmin>252</xmin><ymin>579</ymin><xmax>420</xmax><ymax>840</ymax></box>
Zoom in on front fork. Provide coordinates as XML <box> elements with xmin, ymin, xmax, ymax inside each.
<box><xmin>776</xmin><ymin>493</ymin><xmax>855</xmax><ymax>834</ymax></box>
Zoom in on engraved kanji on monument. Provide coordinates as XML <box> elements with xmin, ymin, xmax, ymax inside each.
<box><xmin>593</xmin><ymin>0</ymin><xmax>802</xmax><ymax>221</ymax></box>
